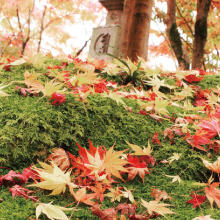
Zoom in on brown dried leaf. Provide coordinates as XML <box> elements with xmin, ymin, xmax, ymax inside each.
<box><xmin>151</xmin><ymin>188</ymin><xmax>172</xmax><ymax>201</ymax></box>
<box><xmin>47</xmin><ymin>148</ymin><xmax>70</xmax><ymax>171</ymax></box>
<box><xmin>92</xmin><ymin>205</ymin><xmax>118</xmax><ymax>220</ymax></box>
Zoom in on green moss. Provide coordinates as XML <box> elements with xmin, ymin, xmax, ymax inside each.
<box><xmin>0</xmin><ymin>57</ymin><xmax>219</xmax><ymax>219</ymax></box>
<box><xmin>198</xmin><ymin>74</ymin><xmax>220</xmax><ymax>89</ymax></box>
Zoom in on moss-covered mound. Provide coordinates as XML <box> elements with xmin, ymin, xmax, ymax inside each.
<box><xmin>0</xmin><ymin>57</ymin><xmax>219</xmax><ymax>219</ymax></box>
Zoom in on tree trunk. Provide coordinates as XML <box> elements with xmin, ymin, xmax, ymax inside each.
<box><xmin>128</xmin><ymin>0</ymin><xmax>153</xmax><ymax>62</ymax></box>
<box><xmin>119</xmin><ymin>0</ymin><xmax>136</xmax><ymax>58</ymax></box>
<box><xmin>192</xmin><ymin>0</ymin><xmax>211</xmax><ymax>69</ymax></box>
<box><xmin>166</xmin><ymin>0</ymin><xmax>190</xmax><ymax>70</ymax></box>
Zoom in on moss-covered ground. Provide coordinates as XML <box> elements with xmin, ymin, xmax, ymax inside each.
<box><xmin>0</xmin><ymin>57</ymin><xmax>219</xmax><ymax>219</ymax></box>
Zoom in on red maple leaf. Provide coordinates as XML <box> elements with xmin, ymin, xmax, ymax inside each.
<box><xmin>198</xmin><ymin>118</ymin><xmax>220</xmax><ymax>138</ymax></box>
<box><xmin>9</xmin><ymin>185</ymin><xmax>38</xmax><ymax>202</ymax></box>
<box><xmin>184</xmin><ymin>132</ymin><xmax>212</xmax><ymax>152</ymax></box>
<box><xmin>0</xmin><ymin>167</ymin><xmax>37</xmax><ymax>186</ymax></box>
<box><xmin>3</xmin><ymin>64</ymin><xmax>11</xmax><ymax>71</ymax></box>
<box><xmin>185</xmin><ymin>74</ymin><xmax>203</xmax><ymax>83</ymax></box>
<box><xmin>0</xmin><ymin>170</ymin><xmax>27</xmax><ymax>186</ymax></box>
<box><xmin>94</xmin><ymin>82</ymin><xmax>108</xmax><ymax>93</ymax></box>
<box><xmin>50</xmin><ymin>92</ymin><xmax>66</xmax><ymax>105</ymax></box>
<box><xmin>214</xmin><ymin>105</ymin><xmax>220</xmax><ymax>118</ymax></box>
<box><xmin>151</xmin><ymin>132</ymin><xmax>161</xmax><ymax>145</ymax></box>
<box><xmin>186</xmin><ymin>192</ymin><xmax>206</xmax><ymax>208</ymax></box>
<box><xmin>22</xmin><ymin>167</ymin><xmax>39</xmax><ymax>181</ymax></box>
<box><xmin>127</xmin><ymin>155</ymin><xmax>149</xmax><ymax>182</ymax></box>
<box><xmin>205</xmin><ymin>182</ymin><xmax>220</xmax><ymax>208</ymax></box>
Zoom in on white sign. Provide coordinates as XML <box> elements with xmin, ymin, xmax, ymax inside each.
<box><xmin>89</xmin><ymin>25</ymin><xmax>121</xmax><ymax>60</ymax></box>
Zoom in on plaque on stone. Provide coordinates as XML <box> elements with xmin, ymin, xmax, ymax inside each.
<box><xmin>89</xmin><ymin>25</ymin><xmax>121</xmax><ymax>60</ymax></box>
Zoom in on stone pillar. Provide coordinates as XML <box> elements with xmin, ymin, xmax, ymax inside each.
<box><xmin>89</xmin><ymin>0</ymin><xmax>124</xmax><ymax>60</ymax></box>
<box><xmin>99</xmin><ymin>0</ymin><xmax>124</xmax><ymax>25</ymax></box>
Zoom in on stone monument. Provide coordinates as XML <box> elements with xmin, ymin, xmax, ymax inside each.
<box><xmin>89</xmin><ymin>0</ymin><xmax>124</xmax><ymax>60</ymax></box>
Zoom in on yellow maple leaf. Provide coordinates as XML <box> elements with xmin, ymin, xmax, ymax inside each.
<box><xmin>164</xmin><ymin>174</ymin><xmax>181</xmax><ymax>184</ymax></box>
<box><xmin>105</xmin><ymin>187</ymin><xmax>123</xmax><ymax>202</ymax></box>
<box><xmin>168</xmin><ymin>153</ymin><xmax>182</xmax><ymax>164</ymax></box>
<box><xmin>103</xmin><ymin>146</ymin><xmax>128</xmax><ymax>180</ymax></box>
<box><xmin>126</xmin><ymin>140</ymin><xmax>152</xmax><ymax>156</ymax></box>
<box><xmin>36</xmin><ymin>202</ymin><xmax>74</xmax><ymax>220</ymax></box>
<box><xmin>141</xmin><ymin>199</ymin><xmax>175</xmax><ymax>217</ymax></box>
<box><xmin>70</xmin><ymin>70</ymin><xmax>98</xmax><ymax>87</ymax></box>
<box><xmin>29</xmin><ymin>162</ymin><xmax>77</xmax><ymax>195</ymax></box>
<box><xmin>42</xmin><ymin>80</ymin><xmax>65</xmax><ymax>97</ymax></box>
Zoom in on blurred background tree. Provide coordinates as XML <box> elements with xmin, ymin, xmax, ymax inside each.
<box><xmin>151</xmin><ymin>0</ymin><xmax>219</xmax><ymax>71</ymax></box>
<box><xmin>0</xmin><ymin>0</ymin><xmax>104</xmax><ymax>57</ymax></box>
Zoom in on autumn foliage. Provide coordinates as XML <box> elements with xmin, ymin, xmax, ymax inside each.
<box><xmin>0</xmin><ymin>55</ymin><xmax>219</xmax><ymax>219</ymax></box>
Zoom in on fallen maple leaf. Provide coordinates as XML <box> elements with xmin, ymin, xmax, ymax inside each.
<box><xmin>141</xmin><ymin>199</ymin><xmax>175</xmax><ymax>217</ymax></box>
<box><xmin>9</xmin><ymin>185</ymin><xmax>38</xmax><ymax>202</ymax></box>
<box><xmin>50</xmin><ymin>92</ymin><xmax>66</xmax><ymax>105</ymax></box>
<box><xmin>0</xmin><ymin>83</ymin><xmax>10</xmax><ymax>97</ymax></box>
<box><xmin>151</xmin><ymin>188</ymin><xmax>172</xmax><ymax>201</ymax></box>
<box><xmin>164</xmin><ymin>174</ymin><xmax>181</xmax><ymax>184</ymax></box>
<box><xmin>0</xmin><ymin>170</ymin><xmax>27</xmax><ymax>186</ymax></box>
<box><xmin>127</xmin><ymin>155</ymin><xmax>149</xmax><ymax>182</ymax></box>
<box><xmin>105</xmin><ymin>187</ymin><xmax>123</xmax><ymax>202</ymax></box>
<box><xmin>92</xmin><ymin>205</ymin><xmax>118</xmax><ymax>220</ymax></box>
<box><xmin>116</xmin><ymin>203</ymin><xmax>137</xmax><ymax>216</ymax></box>
<box><xmin>186</xmin><ymin>192</ymin><xmax>206</xmax><ymax>208</ymax></box>
<box><xmin>167</xmin><ymin>153</ymin><xmax>182</xmax><ymax>164</ymax></box>
<box><xmin>121</xmin><ymin>187</ymin><xmax>135</xmax><ymax>203</ymax></box>
<box><xmin>205</xmin><ymin>182</ymin><xmax>220</xmax><ymax>208</ymax></box>
<box><xmin>185</xmin><ymin>74</ymin><xmax>203</xmax><ymax>83</ymax></box>
<box><xmin>198</xmin><ymin>118</ymin><xmax>220</xmax><ymax>138</ymax></box>
<box><xmin>36</xmin><ymin>202</ymin><xmax>74</xmax><ymax>220</ymax></box>
<box><xmin>202</xmin><ymin>157</ymin><xmax>220</xmax><ymax>174</ymax></box>
<box><xmin>103</xmin><ymin>146</ymin><xmax>128</xmax><ymax>180</ymax></box>
<box><xmin>192</xmin><ymin>215</ymin><xmax>215</xmax><ymax>220</ymax></box>
<box><xmin>126</xmin><ymin>141</ymin><xmax>152</xmax><ymax>156</ymax></box>
<box><xmin>151</xmin><ymin>132</ymin><xmax>161</xmax><ymax>145</ymax></box>
<box><xmin>71</xmin><ymin>187</ymin><xmax>96</xmax><ymax>206</ymax></box>
<box><xmin>46</xmin><ymin>148</ymin><xmax>70</xmax><ymax>171</ymax></box>
<box><xmin>29</xmin><ymin>162</ymin><xmax>77</xmax><ymax>195</ymax></box>
<box><xmin>89</xmin><ymin>182</ymin><xmax>107</xmax><ymax>202</ymax></box>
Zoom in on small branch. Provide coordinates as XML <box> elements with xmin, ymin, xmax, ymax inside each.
<box><xmin>37</xmin><ymin>5</ymin><xmax>47</xmax><ymax>52</ymax></box>
<box><xmin>16</xmin><ymin>7</ymin><xmax>23</xmax><ymax>39</ymax></box>
<box><xmin>180</xmin><ymin>36</ymin><xmax>193</xmax><ymax>51</ymax></box>
<box><xmin>176</xmin><ymin>5</ymin><xmax>194</xmax><ymax>37</ymax></box>
<box><xmin>75</xmin><ymin>39</ymin><xmax>90</xmax><ymax>58</ymax></box>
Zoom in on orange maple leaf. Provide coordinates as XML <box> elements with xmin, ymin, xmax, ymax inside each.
<box><xmin>89</xmin><ymin>182</ymin><xmax>108</xmax><ymax>203</ymax></box>
<box><xmin>71</xmin><ymin>187</ymin><xmax>96</xmax><ymax>206</ymax></box>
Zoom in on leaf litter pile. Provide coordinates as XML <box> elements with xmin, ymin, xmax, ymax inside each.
<box><xmin>0</xmin><ymin>56</ymin><xmax>220</xmax><ymax>219</ymax></box>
